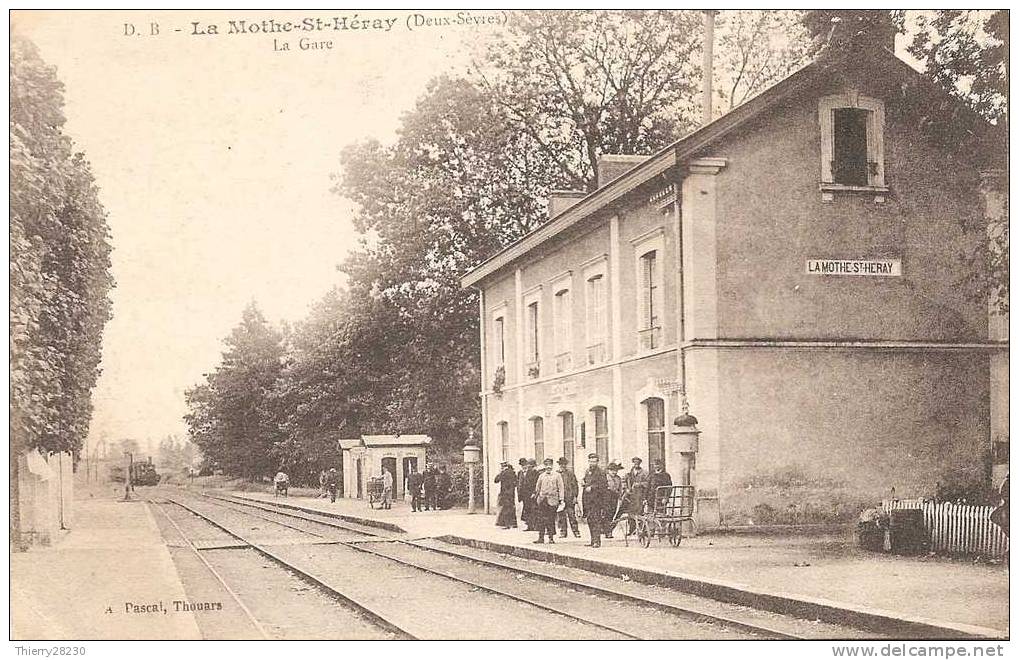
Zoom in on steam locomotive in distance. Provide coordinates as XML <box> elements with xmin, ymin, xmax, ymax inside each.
<box><xmin>109</xmin><ymin>456</ymin><xmax>161</xmax><ymax>486</ymax></box>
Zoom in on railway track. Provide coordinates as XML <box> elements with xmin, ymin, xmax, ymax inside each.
<box><xmin>153</xmin><ymin>491</ymin><xmax>887</xmax><ymax>639</ymax></box>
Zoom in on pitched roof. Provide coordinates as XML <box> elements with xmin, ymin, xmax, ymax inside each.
<box><xmin>460</xmin><ymin>47</ymin><xmax>995</xmax><ymax>289</ymax></box>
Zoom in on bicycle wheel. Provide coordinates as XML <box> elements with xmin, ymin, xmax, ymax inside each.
<box><xmin>637</xmin><ymin>518</ymin><xmax>652</xmax><ymax>548</ymax></box>
<box><xmin>667</xmin><ymin>522</ymin><xmax>682</xmax><ymax>546</ymax></box>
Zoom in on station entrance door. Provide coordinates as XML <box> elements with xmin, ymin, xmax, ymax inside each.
<box><xmin>381</xmin><ymin>457</ymin><xmax>397</xmax><ymax>495</ymax></box>
<box><xmin>401</xmin><ymin>456</ymin><xmax>417</xmax><ymax>496</ymax></box>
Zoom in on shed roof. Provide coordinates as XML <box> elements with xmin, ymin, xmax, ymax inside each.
<box><xmin>362</xmin><ymin>434</ymin><xmax>432</xmax><ymax>447</ymax></box>
<box><xmin>337</xmin><ymin>438</ymin><xmax>363</xmax><ymax>450</ymax></box>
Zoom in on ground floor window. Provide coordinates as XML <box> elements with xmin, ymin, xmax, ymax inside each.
<box><xmin>531</xmin><ymin>416</ymin><xmax>544</xmax><ymax>463</ymax></box>
<box><xmin>645</xmin><ymin>397</ymin><xmax>666</xmax><ymax>469</ymax></box>
<box><xmin>592</xmin><ymin>406</ymin><xmax>609</xmax><ymax>464</ymax></box>
<box><xmin>498</xmin><ymin>421</ymin><xmax>510</xmax><ymax>462</ymax></box>
<box><xmin>560</xmin><ymin>412</ymin><xmax>574</xmax><ymax>469</ymax></box>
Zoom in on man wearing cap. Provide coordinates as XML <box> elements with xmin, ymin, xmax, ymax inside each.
<box><xmin>494</xmin><ymin>461</ymin><xmax>518</xmax><ymax>528</ymax></box>
<box><xmin>532</xmin><ymin>458</ymin><xmax>565</xmax><ymax>543</ymax></box>
<box><xmin>624</xmin><ymin>457</ymin><xmax>649</xmax><ymax>533</ymax></box>
<box><xmin>556</xmin><ymin>457</ymin><xmax>581</xmax><ymax>538</ymax></box>
<box><xmin>518</xmin><ymin>458</ymin><xmax>539</xmax><ymax>531</ymax></box>
<box><xmin>604</xmin><ymin>461</ymin><xmax>624</xmax><ymax>538</ymax></box>
<box><xmin>646</xmin><ymin>458</ymin><xmax>673</xmax><ymax>512</ymax></box>
<box><xmin>581</xmin><ymin>453</ymin><xmax>609</xmax><ymax>547</ymax></box>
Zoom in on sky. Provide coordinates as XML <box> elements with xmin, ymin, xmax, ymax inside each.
<box><xmin>13</xmin><ymin>9</ymin><xmax>494</xmax><ymax>453</ymax></box>
<box><xmin>11</xmin><ymin>10</ymin><xmax>942</xmax><ymax>456</ymax></box>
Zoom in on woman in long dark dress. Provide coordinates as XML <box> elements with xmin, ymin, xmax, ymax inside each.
<box><xmin>494</xmin><ymin>461</ymin><xmax>518</xmax><ymax>528</ymax></box>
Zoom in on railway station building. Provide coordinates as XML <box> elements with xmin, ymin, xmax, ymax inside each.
<box><xmin>340</xmin><ymin>434</ymin><xmax>432</xmax><ymax>500</ymax></box>
<box><xmin>461</xmin><ymin>46</ymin><xmax>1007</xmax><ymax>528</ymax></box>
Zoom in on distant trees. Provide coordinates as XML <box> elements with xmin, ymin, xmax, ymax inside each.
<box><xmin>157</xmin><ymin>435</ymin><xmax>198</xmax><ymax>473</ymax></box>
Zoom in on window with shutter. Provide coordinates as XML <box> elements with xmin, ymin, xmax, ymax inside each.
<box><xmin>554</xmin><ymin>288</ymin><xmax>571</xmax><ymax>372</ymax></box>
<box><xmin>493</xmin><ymin>316</ymin><xmax>505</xmax><ymax>367</ymax></box>
<box><xmin>638</xmin><ymin>250</ymin><xmax>660</xmax><ymax>350</ymax></box>
<box><xmin>585</xmin><ymin>274</ymin><xmax>607</xmax><ymax>364</ymax></box>
<box><xmin>645</xmin><ymin>397</ymin><xmax>666</xmax><ymax>468</ymax></box>
<box><xmin>498</xmin><ymin>422</ymin><xmax>510</xmax><ymax>462</ymax></box>
<box><xmin>592</xmin><ymin>406</ymin><xmax>609</xmax><ymax>464</ymax></box>
<box><xmin>531</xmin><ymin>417</ymin><xmax>544</xmax><ymax>463</ymax></box>
<box><xmin>560</xmin><ymin>412</ymin><xmax>574</xmax><ymax>470</ymax></box>
<box><xmin>525</xmin><ymin>300</ymin><xmax>540</xmax><ymax>377</ymax></box>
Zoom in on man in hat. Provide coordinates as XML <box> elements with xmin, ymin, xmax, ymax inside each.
<box><xmin>532</xmin><ymin>458</ymin><xmax>565</xmax><ymax>543</ymax></box>
<box><xmin>518</xmin><ymin>458</ymin><xmax>539</xmax><ymax>531</ymax></box>
<box><xmin>435</xmin><ymin>464</ymin><xmax>452</xmax><ymax>510</ymax></box>
<box><xmin>624</xmin><ymin>456</ymin><xmax>649</xmax><ymax>533</ymax></box>
<box><xmin>581</xmin><ymin>453</ymin><xmax>609</xmax><ymax>547</ymax></box>
<box><xmin>494</xmin><ymin>461</ymin><xmax>518</xmax><ymax>528</ymax></box>
<box><xmin>406</xmin><ymin>463</ymin><xmax>425</xmax><ymax>512</ymax></box>
<box><xmin>325</xmin><ymin>467</ymin><xmax>340</xmax><ymax>503</ymax></box>
<box><xmin>422</xmin><ymin>465</ymin><xmax>437</xmax><ymax>511</ymax></box>
<box><xmin>646</xmin><ymin>458</ymin><xmax>673</xmax><ymax>512</ymax></box>
<box><xmin>556</xmin><ymin>457</ymin><xmax>581</xmax><ymax>538</ymax></box>
<box><xmin>604</xmin><ymin>461</ymin><xmax>624</xmax><ymax>538</ymax></box>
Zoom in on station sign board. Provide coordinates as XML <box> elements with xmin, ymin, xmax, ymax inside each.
<box><xmin>806</xmin><ymin>259</ymin><xmax>901</xmax><ymax>277</ymax></box>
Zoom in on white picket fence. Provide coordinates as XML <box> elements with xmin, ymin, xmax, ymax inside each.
<box><xmin>882</xmin><ymin>499</ymin><xmax>1008</xmax><ymax>558</ymax></box>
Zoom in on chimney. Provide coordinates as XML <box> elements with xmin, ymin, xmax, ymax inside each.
<box><xmin>596</xmin><ymin>154</ymin><xmax>649</xmax><ymax>188</ymax></box>
<box><xmin>548</xmin><ymin>190</ymin><xmax>587</xmax><ymax>219</ymax></box>
<box><xmin>702</xmin><ymin>10</ymin><xmax>716</xmax><ymax>125</ymax></box>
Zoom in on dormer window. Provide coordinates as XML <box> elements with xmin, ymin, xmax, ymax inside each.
<box><xmin>819</xmin><ymin>91</ymin><xmax>886</xmax><ymax>200</ymax></box>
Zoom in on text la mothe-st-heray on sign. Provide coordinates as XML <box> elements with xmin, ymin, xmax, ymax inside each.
<box><xmin>806</xmin><ymin>259</ymin><xmax>902</xmax><ymax>277</ymax></box>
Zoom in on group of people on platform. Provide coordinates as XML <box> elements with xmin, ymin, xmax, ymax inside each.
<box><xmin>495</xmin><ymin>453</ymin><xmax>673</xmax><ymax>548</ymax></box>
<box><xmin>404</xmin><ymin>464</ymin><xmax>453</xmax><ymax>512</ymax></box>
<box><xmin>316</xmin><ymin>467</ymin><xmax>341</xmax><ymax>502</ymax></box>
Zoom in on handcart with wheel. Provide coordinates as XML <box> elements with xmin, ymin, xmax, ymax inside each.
<box><xmin>632</xmin><ymin>485</ymin><xmax>694</xmax><ymax>547</ymax></box>
<box><xmin>366</xmin><ymin>476</ymin><xmax>385</xmax><ymax>509</ymax></box>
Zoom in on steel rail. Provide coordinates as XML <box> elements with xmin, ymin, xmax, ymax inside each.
<box><xmin>193</xmin><ymin>494</ymin><xmax>638</xmax><ymax>639</ymax></box>
<box><xmin>343</xmin><ymin>540</ymin><xmax>641</xmax><ymax>640</ymax></box>
<box><xmin>196</xmin><ymin>495</ymin><xmax>801</xmax><ymax>639</ymax></box>
<box><xmin>194</xmin><ymin>497</ymin><xmax>330</xmax><ymax>538</ymax></box>
<box><xmin>149</xmin><ymin>500</ymin><xmax>270</xmax><ymax>639</ymax></box>
<box><xmin>204</xmin><ymin>493</ymin><xmax>386</xmax><ymax>538</ymax></box>
<box><xmin>399</xmin><ymin>539</ymin><xmax>803</xmax><ymax>640</ymax></box>
<box><xmin>164</xmin><ymin>495</ymin><xmax>415</xmax><ymax>640</ymax></box>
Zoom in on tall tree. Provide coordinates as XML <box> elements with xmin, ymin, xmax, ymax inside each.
<box><xmin>184</xmin><ymin>303</ymin><xmax>287</xmax><ymax>479</ymax></box>
<box><xmin>11</xmin><ymin>36</ymin><xmax>114</xmax><ymax>548</ymax></box>
<box><xmin>714</xmin><ymin>10</ymin><xmax>811</xmax><ymax>114</ymax></box>
<box><xmin>907</xmin><ymin>11</ymin><xmax>1008</xmax><ymax>314</ymax></box>
<box><xmin>474</xmin><ymin>10</ymin><xmax>703</xmax><ymax>190</ymax></box>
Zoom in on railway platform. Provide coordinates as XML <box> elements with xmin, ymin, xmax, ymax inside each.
<box><xmin>11</xmin><ymin>495</ymin><xmax>202</xmax><ymax>640</ymax></box>
<box><xmin>232</xmin><ymin>490</ymin><xmax>1009</xmax><ymax>638</ymax></box>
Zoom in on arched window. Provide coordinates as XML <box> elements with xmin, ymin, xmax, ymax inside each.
<box><xmin>591</xmin><ymin>406</ymin><xmax>609</xmax><ymax>464</ymax></box>
<box><xmin>530</xmin><ymin>416</ymin><xmax>544</xmax><ymax>463</ymax></box>
<box><xmin>644</xmin><ymin>397</ymin><xmax>666</xmax><ymax>469</ymax></box>
<box><xmin>559</xmin><ymin>412</ymin><xmax>575</xmax><ymax>469</ymax></box>
<box><xmin>498</xmin><ymin>422</ymin><xmax>510</xmax><ymax>462</ymax></box>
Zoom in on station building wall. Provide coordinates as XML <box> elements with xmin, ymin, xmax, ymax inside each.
<box><xmin>713</xmin><ymin>348</ymin><xmax>990</xmax><ymax>525</ymax></box>
<box><xmin>710</xmin><ymin>81</ymin><xmax>987</xmax><ymax>342</ymax></box>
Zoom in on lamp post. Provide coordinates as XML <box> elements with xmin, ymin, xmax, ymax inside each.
<box><xmin>122</xmin><ymin>451</ymin><xmax>133</xmax><ymax>502</ymax></box>
<box><xmin>463</xmin><ymin>430</ymin><xmax>481</xmax><ymax>515</ymax></box>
